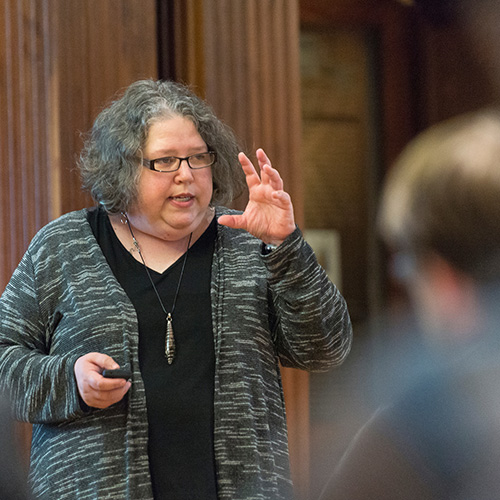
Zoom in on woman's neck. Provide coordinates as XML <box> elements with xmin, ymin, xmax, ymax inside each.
<box><xmin>108</xmin><ymin>208</ymin><xmax>214</xmax><ymax>273</ymax></box>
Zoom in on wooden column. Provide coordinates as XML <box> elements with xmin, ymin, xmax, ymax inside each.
<box><xmin>165</xmin><ymin>1</ymin><xmax>308</xmax><ymax>497</ymax></box>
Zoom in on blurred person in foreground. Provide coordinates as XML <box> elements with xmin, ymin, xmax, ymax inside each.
<box><xmin>320</xmin><ymin>109</ymin><xmax>500</xmax><ymax>499</ymax></box>
<box><xmin>0</xmin><ymin>79</ymin><xmax>352</xmax><ymax>500</ymax></box>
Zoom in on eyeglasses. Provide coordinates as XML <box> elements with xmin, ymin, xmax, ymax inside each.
<box><xmin>142</xmin><ymin>151</ymin><xmax>217</xmax><ymax>172</ymax></box>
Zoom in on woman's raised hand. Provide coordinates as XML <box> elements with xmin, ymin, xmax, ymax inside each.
<box><xmin>217</xmin><ymin>149</ymin><xmax>296</xmax><ymax>245</ymax></box>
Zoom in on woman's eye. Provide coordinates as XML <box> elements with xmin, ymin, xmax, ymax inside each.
<box><xmin>158</xmin><ymin>157</ymin><xmax>177</xmax><ymax>165</ymax></box>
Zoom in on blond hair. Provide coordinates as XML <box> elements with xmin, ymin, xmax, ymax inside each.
<box><xmin>379</xmin><ymin>108</ymin><xmax>500</xmax><ymax>281</ymax></box>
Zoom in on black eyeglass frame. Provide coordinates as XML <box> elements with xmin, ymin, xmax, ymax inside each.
<box><xmin>141</xmin><ymin>151</ymin><xmax>217</xmax><ymax>173</ymax></box>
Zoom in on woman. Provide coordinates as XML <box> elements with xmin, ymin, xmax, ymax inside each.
<box><xmin>0</xmin><ymin>79</ymin><xmax>352</xmax><ymax>499</ymax></box>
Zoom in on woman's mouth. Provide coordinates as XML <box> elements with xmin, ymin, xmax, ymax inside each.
<box><xmin>170</xmin><ymin>195</ymin><xmax>193</xmax><ymax>202</ymax></box>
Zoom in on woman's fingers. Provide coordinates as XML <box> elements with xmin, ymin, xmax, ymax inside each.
<box><xmin>261</xmin><ymin>163</ymin><xmax>284</xmax><ymax>191</ymax></box>
<box><xmin>256</xmin><ymin>148</ymin><xmax>272</xmax><ymax>168</ymax></box>
<box><xmin>240</xmin><ymin>149</ymin><xmax>284</xmax><ymax>191</ymax></box>
<box><xmin>238</xmin><ymin>152</ymin><xmax>261</xmax><ymax>186</ymax></box>
<box><xmin>88</xmin><ymin>382</ymin><xmax>132</xmax><ymax>409</ymax></box>
<box><xmin>217</xmin><ymin>213</ymin><xmax>245</xmax><ymax>229</ymax></box>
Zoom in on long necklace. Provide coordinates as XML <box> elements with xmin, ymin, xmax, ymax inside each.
<box><xmin>121</xmin><ymin>212</ymin><xmax>192</xmax><ymax>364</ymax></box>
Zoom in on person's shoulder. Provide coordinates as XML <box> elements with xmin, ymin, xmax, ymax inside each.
<box><xmin>32</xmin><ymin>208</ymin><xmax>87</xmax><ymax>229</ymax></box>
<box><xmin>46</xmin><ymin>208</ymin><xmax>89</xmax><ymax>227</ymax></box>
<box><xmin>29</xmin><ymin>208</ymin><xmax>91</xmax><ymax>250</ymax></box>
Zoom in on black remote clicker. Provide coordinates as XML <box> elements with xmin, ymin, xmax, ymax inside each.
<box><xmin>102</xmin><ymin>368</ymin><xmax>132</xmax><ymax>380</ymax></box>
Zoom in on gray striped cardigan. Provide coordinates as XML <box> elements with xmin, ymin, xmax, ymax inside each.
<box><xmin>0</xmin><ymin>207</ymin><xmax>352</xmax><ymax>499</ymax></box>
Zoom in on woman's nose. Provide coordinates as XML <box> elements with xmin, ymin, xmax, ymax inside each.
<box><xmin>175</xmin><ymin>159</ymin><xmax>194</xmax><ymax>180</ymax></box>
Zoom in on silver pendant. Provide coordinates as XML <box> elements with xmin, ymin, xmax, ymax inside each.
<box><xmin>165</xmin><ymin>313</ymin><xmax>175</xmax><ymax>364</ymax></box>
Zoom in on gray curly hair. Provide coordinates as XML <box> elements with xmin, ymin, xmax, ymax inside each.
<box><xmin>79</xmin><ymin>79</ymin><xmax>246</xmax><ymax>213</ymax></box>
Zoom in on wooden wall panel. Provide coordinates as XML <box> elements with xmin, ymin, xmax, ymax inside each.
<box><xmin>202</xmin><ymin>0</ymin><xmax>304</xmax><ymax>220</ymax></box>
<box><xmin>300</xmin><ymin>0</ymin><xmax>417</xmax><ymax>169</ymax></box>
<box><xmin>0</xmin><ymin>0</ymin><xmax>158</xmax><ymax>292</ymax></box>
<box><xmin>414</xmin><ymin>19</ymin><xmax>497</xmax><ymax>127</ymax></box>
<box><xmin>52</xmin><ymin>0</ymin><xmax>159</xmax><ymax>216</ymax></box>
<box><xmin>1</xmin><ymin>0</ymin><xmax>53</xmax><ymax>289</ymax></box>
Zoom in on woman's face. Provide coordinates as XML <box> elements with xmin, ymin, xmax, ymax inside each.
<box><xmin>127</xmin><ymin>115</ymin><xmax>213</xmax><ymax>241</ymax></box>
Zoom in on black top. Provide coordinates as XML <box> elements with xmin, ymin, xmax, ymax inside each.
<box><xmin>87</xmin><ymin>207</ymin><xmax>217</xmax><ymax>500</ymax></box>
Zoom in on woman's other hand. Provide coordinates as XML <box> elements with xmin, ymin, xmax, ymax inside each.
<box><xmin>74</xmin><ymin>353</ymin><xmax>131</xmax><ymax>409</ymax></box>
<box><xmin>217</xmin><ymin>149</ymin><xmax>296</xmax><ymax>245</ymax></box>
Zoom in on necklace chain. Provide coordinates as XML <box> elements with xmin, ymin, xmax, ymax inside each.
<box><xmin>121</xmin><ymin>212</ymin><xmax>192</xmax><ymax>364</ymax></box>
